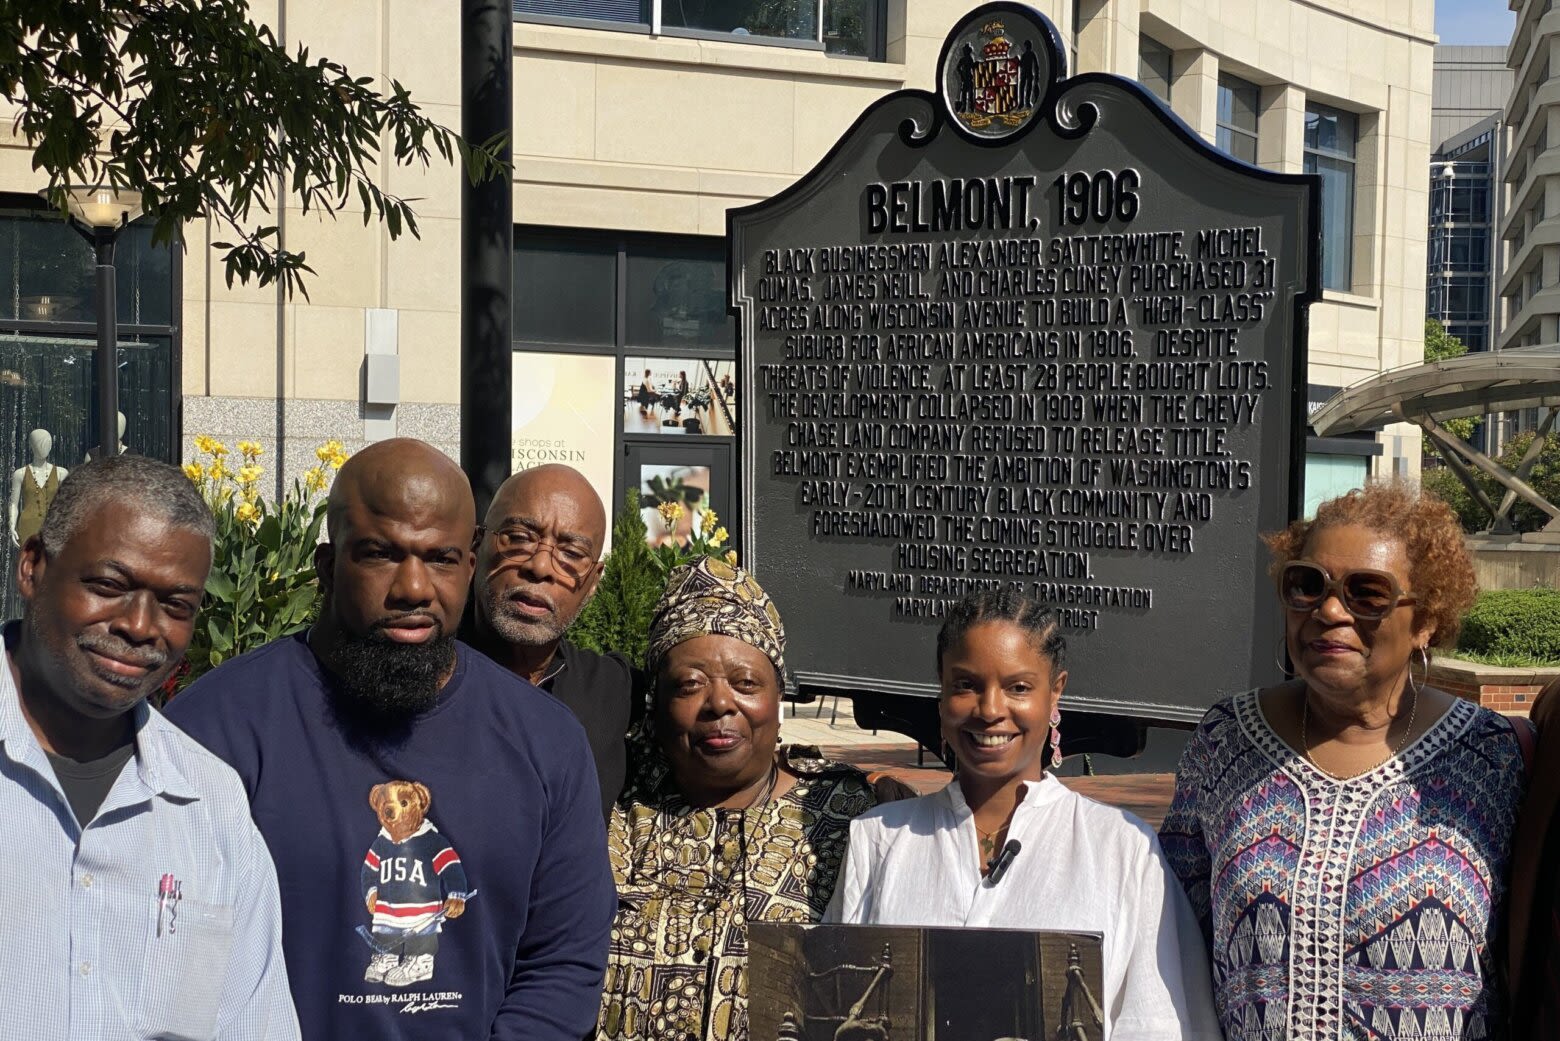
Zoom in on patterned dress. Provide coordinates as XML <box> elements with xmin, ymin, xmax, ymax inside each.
<box><xmin>1161</xmin><ymin>691</ymin><xmax>1525</xmax><ymax>1041</ymax></box>
<box><xmin>598</xmin><ymin>745</ymin><xmax>877</xmax><ymax>1041</ymax></box>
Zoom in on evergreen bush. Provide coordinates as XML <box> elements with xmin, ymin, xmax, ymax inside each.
<box><xmin>568</xmin><ymin>492</ymin><xmax>664</xmax><ymax>667</ymax></box>
<box><xmin>1422</xmin><ymin>431</ymin><xmax>1560</xmax><ymax>533</ymax></box>
<box><xmin>569</xmin><ymin>489</ymin><xmax>739</xmax><ymax>667</ymax></box>
<box><xmin>1457</xmin><ymin>588</ymin><xmax>1560</xmax><ymax>664</ymax></box>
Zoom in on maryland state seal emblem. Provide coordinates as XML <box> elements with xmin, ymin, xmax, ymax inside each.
<box><xmin>941</xmin><ymin>4</ymin><xmax>1056</xmax><ymax>141</ymax></box>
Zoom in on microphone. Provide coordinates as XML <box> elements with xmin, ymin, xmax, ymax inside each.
<box><xmin>986</xmin><ymin>839</ymin><xmax>1022</xmax><ymax>884</ymax></box>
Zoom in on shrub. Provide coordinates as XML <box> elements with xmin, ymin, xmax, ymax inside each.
<box><xmin>171</xmin><ymin>437</ymin><xmax>349</xmax><ymax>694</ymax></box>
<box><xmin>1421</xmin><ymin>431</ymin><xmax>1560</xmax><ymax>534</ymax></box>
<box><xmin>569</xmin><ymin>489</ymin><xmax>739</xmax><ymax>667</ymax></box>
<box><xmin>1421</xmin><ymin>466</ymin><xmax>1485</xmax><ymax>533</ymax></box>
<box><xmin>1456</xmin><ymin>588</ymin><xmax>1560</xmax><ymax>665</ymax></box>
<box><xmin>569</xmin><ymin>494</ymin><xmax>663</xmax><ymax>667</ymax></box>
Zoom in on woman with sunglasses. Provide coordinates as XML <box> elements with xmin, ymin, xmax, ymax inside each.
<box><xmin>1161</xmin><ymin>483</ymin><xmax>1527</xmax><ymax>1041</ymax></box>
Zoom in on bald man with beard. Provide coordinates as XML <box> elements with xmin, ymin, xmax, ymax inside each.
<box><xmin>168</xmin><ymin>438</ymin><xmax>614</xmax><ymax>1041</ymax></box>
<box><xmin>469</xmin><ymin>464</ymin><xmax>638</xmax><ymax>818</ymax></box>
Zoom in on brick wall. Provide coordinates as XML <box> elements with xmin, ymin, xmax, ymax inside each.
<box><xmin>1428</xmin><ymin>660</ymin><xmax>1558</xmax><ymax>715</ymax></box>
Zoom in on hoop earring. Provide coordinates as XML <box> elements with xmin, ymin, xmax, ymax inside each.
<box><xmin>1408</xmin><ymin>646</ymin><xmax>1429</xmax><ymax>697</ymax></box>
<box><xmin>1275</xmin><ymin>636</ymin><xmax>1295</xmax><ymax>678</ymax></box>
<box><xmin>1049</xmin><ymin>708</ymin><xmax>1064</xmax><ymax>770</ymax></box>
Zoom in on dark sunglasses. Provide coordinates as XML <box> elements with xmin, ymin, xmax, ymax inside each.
<box><xmin>1277</xmin><ymin>561</ymin><xmax>1417</xmax><ymax>621</ymax></box>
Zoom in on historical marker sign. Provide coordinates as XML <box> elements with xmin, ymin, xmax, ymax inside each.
<box><xmin>730</xmin><ymin>3</ymin><xmax>1317</xmax><ymax>721</ymax></box>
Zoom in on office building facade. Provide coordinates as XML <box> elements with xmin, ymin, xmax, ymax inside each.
<box><xmin>0</xmin><ymin>0</ymin><xmax>1433</xmax><ymax>539</ymax></box>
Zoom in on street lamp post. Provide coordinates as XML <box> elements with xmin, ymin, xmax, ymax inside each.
<box><xmin>43</xmin><ymin>186</ymin><xmax>144</xmax><ymax>459</ymax></box>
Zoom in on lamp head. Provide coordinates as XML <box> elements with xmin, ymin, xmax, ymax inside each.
<box><xmin>41</xmin><ymin>185</ymin><xmax>145</xmax><ymax>230</ymax></box>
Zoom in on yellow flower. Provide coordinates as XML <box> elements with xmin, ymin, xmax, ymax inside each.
<box><xmin>208</xmin><ymin>459</ymin><xmax>231</xmax><ymax>481</ymax></box>
<box><xmin>304</xmin><ymin>467</ymin><xmax>329</xmax><ymax>494</ymax></box>
<box><xmin>234</xmin><ymin>501</ymin><xmax>258</xmax><ymax>524</ymax></box>
<box><xmin>182</xmin><ymin>461</ymin><xmax>205</xmax><ymax>482</ymax></box>
<box><xmin>208</xmin><ymin>440</ymin><xmax>229</xmax><ymax>458</ymax></box>
<box><xmin>237</xmin><ymin>440</ymin><xmax>264</xmax><ymax>459</ymax></box>
<box><xmin>237</xmin><ymin>464</ymin><xmax>263</xmax><ymax>485</ymax></box>
<box><xmin>710</xmin><ymin>526</ymin><xmax>729</xmax><ymax>547</ymax></box>
<box><xmin>700</xmin><ymin>509</ymin><xmax>720</xmax><ymax>537</ymax></box>
<box><xmin>656</xmin><ymin>500</ymin><xmax>684</xmax><ymax>530</ymax></box>
<box><xmin>724</xmin><ymin>550</ymin><xmax>739</xmax><ymax>566</ymax></box>
<box><xmin>193</xmin><ymin>434</ymin><xmax>216</xmax><ymax>454</ymax></box>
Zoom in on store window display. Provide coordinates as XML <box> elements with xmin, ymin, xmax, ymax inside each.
<box><xmin>9</xmin><ymin>428</ymin><xmax>64</xmax><ymax>548</ymax></box>
<box><xmin>0</xmin><ymin>201</ymin><xmax>176</xmax><ymax>619</ymax></box>
<box><xmin>83</xmin><ymin>411</ymin><xmax>134</xmax><ymax>462</ymax></box>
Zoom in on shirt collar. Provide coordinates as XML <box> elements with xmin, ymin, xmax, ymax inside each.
<box><xmin>0</xmin><ymin>621</ymin><xmax>199</xmax><ymax>802</ymax></box>
<box><xmin>538</xmin><ymin>641</ymin><xmax>570</xmax><ymax>689</ymax></box>
<box><xmin>944</xmin><ymin>773</ymin><xmax>1061</xmax><ymax>823</ymax></box>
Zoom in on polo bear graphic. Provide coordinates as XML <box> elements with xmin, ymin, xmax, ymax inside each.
<box><xmin>360</xmin><ymin>780</ymin><xmax>468</xmax><ymax>988</ymax></box>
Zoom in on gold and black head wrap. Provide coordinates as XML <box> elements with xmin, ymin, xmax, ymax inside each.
<box><xmin>646</xmin><ymin>557</ymin><xmax>786</xmax><ymax>680</ymax></box>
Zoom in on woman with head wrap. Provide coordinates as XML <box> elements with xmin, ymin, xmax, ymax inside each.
<box><xmin>595</xmin><ymin>558</ymin><xmax>881</xmax><ymax>1041</ymax></box>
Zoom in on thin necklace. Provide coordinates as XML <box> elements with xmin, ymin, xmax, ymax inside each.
<box><xmin>739</xmin><ymin>759</ymin><xmax>781</xmax><ymax>810</ymax></box>
<box><xmin>1300</xmin><ymin>682</ymin><xmax>1419</xmax><ymax>779</ymax></box>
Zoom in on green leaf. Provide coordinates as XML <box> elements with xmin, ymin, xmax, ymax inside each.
<box><xmin>255</xmin><ymin>514</ymin><xmax>282</xmax><ymax>553</ymax></box>
<box><xmin>205</xmin><ymin>569</ymin><xmax>237</xmax><ymax>601</ymax></box>
<box><xmin>208</xmin><ymin>618</ymin><xmax>234</xmax><ymax>653</ymax></box>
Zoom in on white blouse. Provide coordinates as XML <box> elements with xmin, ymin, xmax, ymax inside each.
<box><xmin>826</xmin><ymin>774</ymin><xmax>1222</xmax><ymax>1041</ymax></box>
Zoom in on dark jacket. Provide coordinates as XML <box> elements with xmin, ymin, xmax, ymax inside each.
<box><xmin>537</xmin><ymin>640</ymin><xmax>640</xmax><ymax>820</ymax></box>
<box><xmin>1509</xmin><ymin>676</ymin><xmax>1560</xmax><ymax>1029</ymax></box>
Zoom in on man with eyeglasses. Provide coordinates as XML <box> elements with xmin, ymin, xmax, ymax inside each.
<box><xmin>470</xmin><ymin>464</ymin><xmax>638</xmax><ymax>819</ymax></box>
<box><xmin>168</xmin><ymin>440</ymin><xmax>614</xmax><ymax>1041</ymax></box>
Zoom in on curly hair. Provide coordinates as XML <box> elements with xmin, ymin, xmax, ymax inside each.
<box><xmin>1262</xmin><ymin>482</ymin><xmax>1477</xmax><ymax>648</ymax></box>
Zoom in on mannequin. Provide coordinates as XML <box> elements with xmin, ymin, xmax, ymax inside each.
<box><xmin>84</xmin><ymin>411</ymin><xmax>133</xmax><ymax>462</ymax></box>
<box><xmin>10</xmin><ymin>429</ymin><xmax>65</xmax><ymax>548</ymax></box>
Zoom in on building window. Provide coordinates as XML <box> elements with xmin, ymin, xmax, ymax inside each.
<box><xmin>513</xmin><ymin>229</ymin><xmax>738</xmax><ymax>539</ymax></box>
<box><xmin>514</xmin><ymin>0</ymin><xmax>889</xmax><ymax>59</ymax></box>
<box><xmin>1304</xmin><ymin>453</ymin><xmax>1368</xmax><ymax>519</ymax></box>
<box><xmin>1216</xmin><ymin>74</ymin><xmax>1259</xmax><ymax>163</ymax></box>
<box><xmin>1304</xmin><ymin>104</ymin><xmax>1357</xmax><ymax>291</ymax></box>
<box><xmin>513</xmin><ymin>0</ymin><xmax>646</xmax><ymax>23</ymax></box>
<box><xmin>1138</xmin><ymin>36</ymin><xmax>1172</xmax><ymax>103</ymax></box>
<box><xmin>0</xmin><ymin>205</ymin><xmax>178</xmax><ymax>619</ymax></box>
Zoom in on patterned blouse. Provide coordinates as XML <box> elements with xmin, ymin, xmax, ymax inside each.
<box><xmin>597</xmin><ymin>745</ymin><xmax>877</xmax><ymax>1041</ymax></box>
<box><xmin>1160</xmin><ymin>691</ymin><xmax>1525</xmax><ymax>1041</ymax></box>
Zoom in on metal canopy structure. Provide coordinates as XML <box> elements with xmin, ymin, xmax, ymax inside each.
<box><xmin>1310</xmin><ymin>345</ymin><xmax>1560</xmax><ymax>533</ymax></box>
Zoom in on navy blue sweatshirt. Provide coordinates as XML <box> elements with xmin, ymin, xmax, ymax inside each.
<box><xmin>166</xmin><ymin>634</ymin><xmax>614</xmax><ymax>1041</ymax></box>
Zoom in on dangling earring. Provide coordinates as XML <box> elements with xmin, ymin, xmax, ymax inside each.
<box><xmin>940</xmin><ymin>737</ymin><xmax>955</xmax><ymax>771</ymax></box>
<box><xmin>1408</xmin><ymin>645</ymin><xmax>1429</xmax><ymax>696</ymax></box>
<box><xmin>1048</xmin><ymin>709</ymin><xmax>1064</xmax><ymax>769</ymax></box>
<box><xmin>1274</xmin><ymin>636</ymin><xmax>1294</xmax><ymax>678</ymax></box>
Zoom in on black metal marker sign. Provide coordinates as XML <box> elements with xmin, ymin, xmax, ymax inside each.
<box><xmin>730</xmin><ymin>3</ymin><xmax>1317</xmax><ymax>721</ymax></box>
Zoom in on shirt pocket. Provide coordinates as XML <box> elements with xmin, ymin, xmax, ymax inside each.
<box><xmin>137</xmin><ymin>898</ymin><xmax>235</xmax><ymax>1041</ymax></box>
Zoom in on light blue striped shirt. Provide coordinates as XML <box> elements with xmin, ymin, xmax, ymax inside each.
<box><xmin>0</xmin><ymin>644</ymin><xmax>301</xmax><ymax>1041</ymax></box>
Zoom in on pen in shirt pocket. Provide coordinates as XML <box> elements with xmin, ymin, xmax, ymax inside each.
<box><xmin>156</xmin><ymin>874</ymin><xmax>171</xmax><ymax>937</ymax></box>
<box><xmin>155</xmin><ymin>874</ymin><xmax>182</xmax><ymax>937</ymax></box>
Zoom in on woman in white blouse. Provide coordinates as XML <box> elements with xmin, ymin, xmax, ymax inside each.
<box><xmin>827</xmin><ymin>590</ymin><xmax>1221</xmax><ymax>1041</ymax></box>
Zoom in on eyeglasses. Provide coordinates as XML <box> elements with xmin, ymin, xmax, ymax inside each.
<box><xmin>1277</xmin><ymin>561</ymin><xmax>1417</xmax><ymax>621</ymax></box>
<box><xmin>486</xmin><ymin>526</ymin><xmax>597</xmax><ymax>582</ymax></box>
